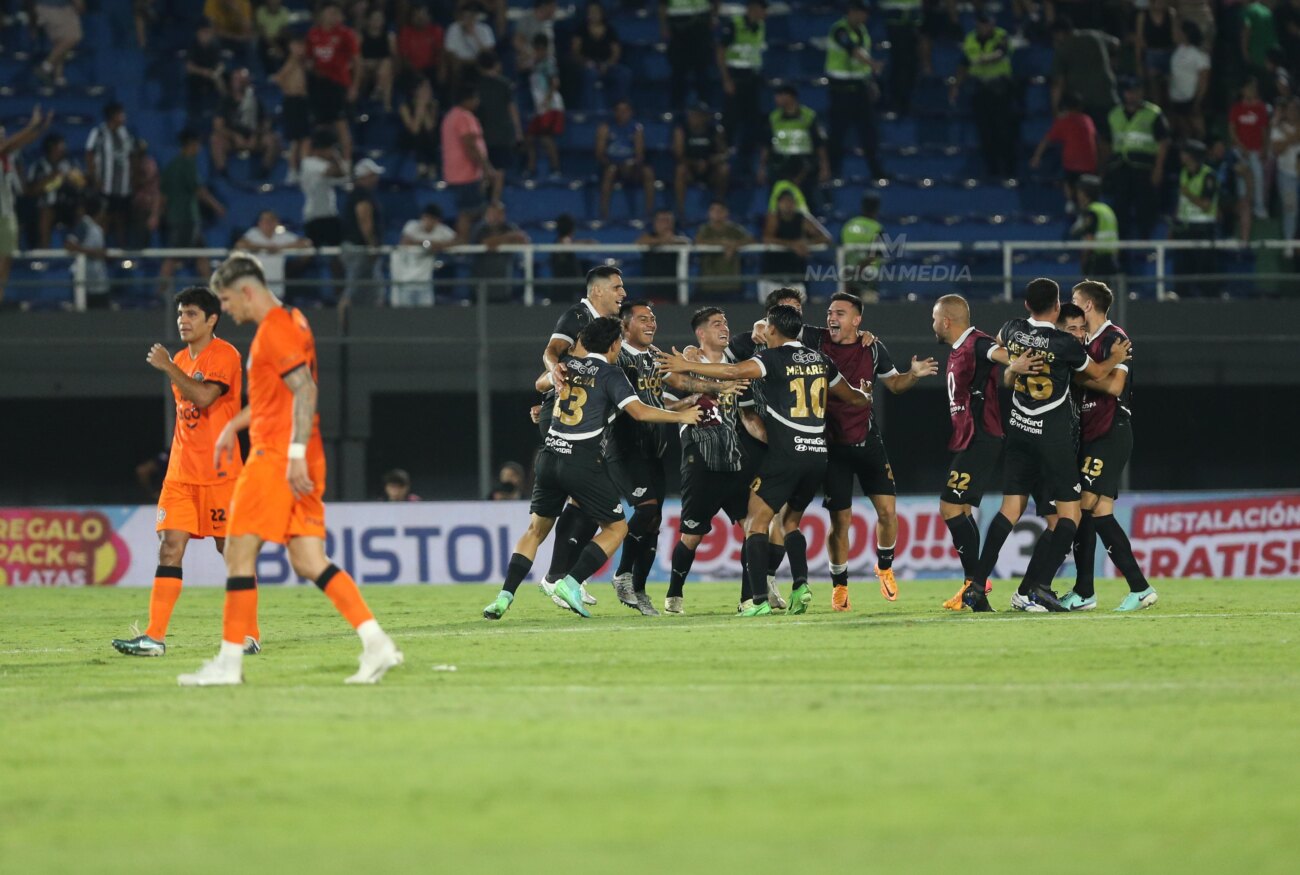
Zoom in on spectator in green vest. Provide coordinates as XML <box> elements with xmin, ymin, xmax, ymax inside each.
<box><xmin>1106</xmin><ymin>76</ymin><xmax>1169</xmax><ymax>241</ymax></box>
<box><xmin>841</xmin><ymin>192</ymin><xmax>884</xmax><ymax>299</ymax></box>
<box><xmin>951</xmin><ymin>12</ymin><xmax>1016</xmax><ymax>179</ymax></box>
<box><xmin>884</xmin><ymin>0</ymin><xmax>922</xmax><ymax>115</ymax></box>
<box><xmin>659</xmin><ymin>0</ymin><xmax>715</xmax><ymax>112</ymax></box>
<box><xmin>825</xmin><ymin>1</ymin><xmax>886</xmax><ymax>180</ymax></box>
<box><xmin>716</xmin><ymin>0</ymin><xmax>767</xmax><ymax>177</ymax></box>
<box><xmin>1173</xmin><ymin>140</ymin><xmax>1219</xmax><ymax>296</ymax></box>
<box><xmin>1071</xmin><ymin>175</ymin><xmax>1120</xmax><ymax>277</ymax></box>
<box><xmin>757</xmin><ymin>85</ymin><xmax>830</xmax><ymax>210</ymax></box>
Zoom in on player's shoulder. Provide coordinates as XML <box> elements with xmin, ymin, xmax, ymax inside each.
<box><xmin>209</xmin><ymin>336</ymin><xmax>242</xmax><ymax>359</ymax></box>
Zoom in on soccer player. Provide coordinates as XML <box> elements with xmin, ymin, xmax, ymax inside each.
<box><xmin>814</xmin><ymin>292</ymin><xmax>937</xmax><ymax>611</ymax></box>
<box><xmin>534</xmin><ymin>265</ymin><xmax>628</xmax><ymax>607</ymax></box>
<box><xmin>658</xmin><ymin>305</ymin><xmax>872</xmax><ymax>616</ymax></box>
<box><xmin>664</xmin><ymin>307</ymin><xmax>767</xmax><ymax>614</ymax></box>
<box><xmin>1065</xmin><ymin>279</ymin><xmax>1155</xmax><ymax>612</ymax></box>
<box><xmin>965</xmin><ymin>278</ymin><xmax>1129</xmax><ymax>612</ymax></box>
<box><xmin>607</xmin><ymin>300</ymin><xmax>737</xmax><ymax>615</ymax></box>
<box><xmin>112</xmin><ymin>287</ymin><xmax>254</xmax><ymax>657</ymax></box>
<box><xmin>931</xmin><ymin>294</ymin><xmax>1007</xmax><ymax>613</ymax></box>
<box><xmin>484</xmin><ymin>317</ymin><xmax>701</xmax><ymax>620</ymax></box>
<box><xmin>178</xmin><ymin>255</ymin><xmax>402</xmax><ymax>686</ymax></box>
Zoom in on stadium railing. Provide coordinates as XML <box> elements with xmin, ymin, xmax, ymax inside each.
<box><xmin>8</xmin><ymin>239</ymin><xmax>1300</xmax><ymax>310</ymax></box>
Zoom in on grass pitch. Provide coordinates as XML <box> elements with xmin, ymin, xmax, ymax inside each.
<box><xmin>2</xmin><ymin>579</ymin><xmax>1299</xmax><ymax>875</ymax></box>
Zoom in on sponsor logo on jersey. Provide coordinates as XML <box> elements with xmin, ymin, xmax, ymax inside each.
<box><xmin>632</xmin><ymin>487</ymin><xmax>647</xmax><ymax>497</ymax></box>
<box><xmin>683</xmin><ymin>519</ymin><xmax>699</xmax><ymax>529</ymax></box>
<box><xmin>791</xmin><ymin>349</ymin><xmax>822</xmax><ymax>365</ymax></box>
<box><xmin>192</xmin><ymin>371</ymin><xmax>204</xmax><ymax>382</ymax></box>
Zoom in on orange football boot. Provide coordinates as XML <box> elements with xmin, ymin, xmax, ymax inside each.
<box><xmin>943</xmin><ymin>579</ymin><xmax>973</xmax><ymax>611</ymax></box>
<box><xmin>831</xmin><ymin>584</ymin><xmax>851</xmax><ymax>612</ymax></box>
<box><xmin>875</xmin><ymin>565</ymin><xmax>898</xmax><ymax>601</ymax></box>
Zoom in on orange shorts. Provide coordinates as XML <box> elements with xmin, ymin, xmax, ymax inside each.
<box><xmin>156</xmin><ymin>478</ymin><xmax>237</xmax><ymax>539</ymax></box>
<box><xmin>227</xmin><ymin>447</ymin><xmax>327</xmax><ymax>545</ymax></box>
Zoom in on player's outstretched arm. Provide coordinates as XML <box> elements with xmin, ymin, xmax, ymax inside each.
<box><xmin>146</xmin><ymin>344</ymin><xmax>224</xmax><ymax>408</ymax></box>
<box><xmin>740</xmin><ymin>409</ymin><xmax>767</xmax><ymax>444</ymax></box>
<box><xmin>1004</xmin><ymin>350</ymin><xmax>1046</xmax><ymax>387</ymax></box>
<box><xmin>1076</xmin><ymin>368</ymin><xmax>1128</xmax><ymax>397</ymax></box>
<box><xmin>829</xmin><ymin>378</ymin><xmax>873</xmax><ymax>409</ymax></box>
<box><xmin>1081</xmin><ymin>337</ymin><xmax>1132</xmax><ymax>382</ymax></box>
<box><xmin>282</xmin><ymin>365</ymin><xmax>318</xmax><ymax>498</ymax></box>
<box><xmin>624</xmin><ymin>399</ymin><xmax>703</xmax><ymax>426</ymax></box>
<box><xmin>656</xmin><ymin>346</ymin><xmax>761</xmax><ymax>382</ymax></box>
<box><xmin>881</xmin><ymin>355</ymin><xmax>939</xmax><ymax>394</ymax></box>
<box><xmin>664</xmin><ymin>371</ymin><xmax>748</xmax><ymax>398</ymax></box>
<box><xmin>543</xmin><ymin>337</ymin><xmax>572</xmax><ymax>388</ymax></box>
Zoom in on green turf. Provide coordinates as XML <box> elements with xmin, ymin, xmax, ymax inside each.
<box><xmin>3</xmin><ymin>579</ymin><xmax>1299</xmax><ymax>874</ymax></box>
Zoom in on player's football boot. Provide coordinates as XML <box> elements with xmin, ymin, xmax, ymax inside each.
<box><xmin>243</xmin><ymin>636</ymin><xmax>261</xmax><ymax>655</ymax></box>
<box><xmin>482</xmin><ymin>591</ymin><xmax>513</xmax><ymax>620</ymax></box>
<box><xmin>831</xmin><ymin>584</ymin><xmax>851</xmax><ymax>612</ymax></box>
<box><xmin>554</xmin><ymin>576</ymin><xmax>592</xmax><ymax>618</ymax></box>
<box><xmin>788</xmin><ymin>583</ymin><xmax>813</xmax><ymax>615</ymax></box>
<box><xmin>177</xmin><ymin>657</ymin><xmax>243</xmax><ymax>687</ymax></box>
<box><xmin>739</xmin><ymin>600</ymin><xmax>773</xmax><ymax>617</ymax></box>
<box><xmin>112</xmin><ymin>633</ymin><xmax>166</xmax><ymax>657</ymax></box>
<box><xmin>345</xmin><ymin>634</ymin><xmax>404</xmax><ymax>684</ymax></box>
<box><xmin>634</xmin><ymin>591</ymin><xmax>660</xmax><ymax>616</ymax></box>
<box><xmin>664</xmin><ymin>596</ymin><xmax>684</xmax><ymax>614</ymax></box>
<box><xmin>1114</xmin><ymin>587</ymin><xmax>1158</xmax><ymax>612</ymax></box>
<box><xmin>962</xmin><ymin>583</ymin><xmax>995</xmax><ymax>612</ymax></box>
<box><xmin>579</xmin><ymin>583</ymin><xmax>598</xmax><ymax>606</ymax></box>
<box><xmin>1059</xmin><ymin>591</ymin><xmax>1098</xmax><ymax>612</ymax></box>
<box><xmin>539</xmin><ymin>577</ymin><xmax>558</xmax><ymax>599</ymax></box>
<box><xmin>875</xmin><ymin>565</ymin><xmax>898</xmax><ymax>601</ymax></box>
<box><xmin>942</xmin><ymin>580</ymin><xmax>973</xmax><ymax>611</ymax></box>
<box><xmin>1009</xmin><ymin>591</ymin><xmax>1048</xmax><ymax>613</ymax></box>
<box><xmin>1030</xmin><ymin>586</ymin><xmax>1069</xmax><ymax>612</ymax></box>
<box><xmin>612</xmin><ymin>572</ymin><xmax>638</xmax><ymax>609</ymax></box>
<box><xmin>737</xmin><ymin>598</ymin><xmax>754</xmax><ymax>613</ymax></box>
<box><xmin>767</xmin><ymin>580</ymin><xmax>788</xmax><ymax>610</ymax></box>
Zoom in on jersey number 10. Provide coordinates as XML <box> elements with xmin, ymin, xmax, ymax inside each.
<box><xmin>789</xmin><ymin>377</ymin><xmax>827</xmax><ymax>419</ymax></box>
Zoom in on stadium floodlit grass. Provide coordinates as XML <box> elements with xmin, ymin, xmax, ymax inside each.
<box><xmin>3</xmin><ymin>580</ymin><xmax>1299</xmax><ymax>874</ymax></box>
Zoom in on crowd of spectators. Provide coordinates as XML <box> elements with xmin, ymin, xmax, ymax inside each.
<box><xmin>6</xmin><ymin>1</ymin><xmax>1300</xmax><ymax>307</ymax></box>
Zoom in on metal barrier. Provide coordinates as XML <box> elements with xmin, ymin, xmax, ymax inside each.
<box><xmin>10</xmin><ymin>238</ymin><xmax>1300</xmax><ymax>310</ymax></box>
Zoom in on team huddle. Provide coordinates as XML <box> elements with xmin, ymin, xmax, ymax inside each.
<box><xmin>110</xmin><ymin>259</ymin><xmax>1152</xmax><ymax>685</ymax></box>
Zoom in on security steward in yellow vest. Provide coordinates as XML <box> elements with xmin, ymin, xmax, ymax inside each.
<box><xmin>1071</xmin><ymin>175</ymin><xmax>1121</xmax><ymax>276</ymax></box>
<box><xmin>825</xmin><ymin>0</ymin><xmax>886</xmax><ymax>179</ymax></box>
<box><xmin>716</xmin><ymin>0</ymin><xmax>767</xmax><ymax>175</ymax></box>
<box><xmin>758</xmin><ymin>84</ymin><xmax>831</xmax><ymax>210</ymax></box>
<box><xmin>659</xmin><ymin>0</ymin><xmax>715</xmax><ymax>112</ymax></box>
<box><xmin>883</xmin><ymin>0</ymin><xmax>922</xmax><ymax>115</ymax></box>
<box><xmin>951</xmin><ymin>12</ymin><xmax>1016</xmax><ymax>179</ymax></box>
<box><xmin>1173</xmin><ymin>140</ymin><xmax>1219</xmax><ymax>296</ymax></box>
<box><xmin>1107</xmin><ymin>76</ymin><xmax>1170</xmax><ymax>241</ymax></box>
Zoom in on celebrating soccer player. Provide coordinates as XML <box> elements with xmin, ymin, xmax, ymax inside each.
<box><xmin>112</xmin><ymin>287</ymin><xmax>255</xmax><ymax>658</ymax></box>
<box><xmin>176</xmin><ymin>255</ymin><xmax>403</xmax><ymax>686</ymax></box>
<box><xmin>1065</xmin><ymin>280</ymin><xmax>1155</xmax><ymax>612</ymax></box>
<box><xmin>658</xmin><ymin>305</ymin><xmax>872</xmax><ymax>616</ymax></box>
<box><xmin>485</xmin><ymin>317</ymin><xmax>701</xmax><ymax>620</ymax></box>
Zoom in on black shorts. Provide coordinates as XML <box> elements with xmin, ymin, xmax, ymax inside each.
<box><xmin>754</xmin><ymin>452</ymin><xmax>826</xmax><ymax>515</ymax></box>
<box><xmin>679</xmin><ymin>446</ymin><xmax>751</xmax><ymax>536</ymax></box>
<box><xmin>530</xmin><ymin>447</ymin><xmax>625</xmax><ymax>524</ymax></box>
<box><xmin>309</xmin><ymin>76</ymin><xmax>348</xmax><ymax>125</ymax></box>
<box><xmin>283</xmin><ymin>95</ymin><xmax>311</xmax><ymax>141</ymax></box>
<box><xmin>165</xmin><ymin>219</ymin><xmax>202</xmax><ymax>248</ymax></box>
<box><xmin>942</xmin><ymin>434</ymin><xmax>1003</xmax><ymax>505</ymax></box>
<box><xmin>823</xmin><ymin>433</ymin><xmax>896</xmax><ymax>512</ymax></box>
<box><xmin>1079</xmin><ymin>420</ymin><xmax>1132</xmax><ymax>500</ymax></box>
<box><xmin>607</xmin><ymin>453</ymin><xmax>667</xmax><ymax>505</ymax></box>
<box><xmin>305</xmin><ymin>216</ymin><xmax>342</xmax><ymax>247</ymax></box>
<box><xmin>1004</xmin><ymin>427</ymin><xmax>1081</xmax><ymax>505</ymax></box>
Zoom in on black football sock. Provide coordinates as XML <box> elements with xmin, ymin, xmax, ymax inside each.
<box><xmin>784</xmin><ymin>530</ymin><xmax>809</xmax><ymax>587</ymax></box>
<box><xmin>633</xmin><ymin>542</ymin><xmax>658</xmax><ymax>594</ymax></box>
<box><xmin>1020</xmin><ymin>527</ymin><xmax>1058</xmax><ymax>593</ymax></box>
<box><xmin>546</xmin><ymin>505</ymin><xmax>595</xmax><ymax>580</ymax></box>
<box><xmin>503</xmin><ymin>553</ymin><xmax>533</xmax><ymax>596</ymax></box>
<box><xmin>1073</xmin><ymin>510</ymin><xmax>1097</xmax><ymax>598</ymax></box>
<box><xmin>618</xmin><ymin>504</ymin><xmax>658</xmax><ymax>580</ymax></box>
<box><xmin>975</xmin><ymin>512</ymin><xmax>1015</xmax><ymax>589</ymax></box>
<box><xmin>739</xmin><ymin>544</ymin><xmax>753</xmax><ymax>601</ymax></box>
<box><xmin>767</xmin><ymin>542</ymin><xmax>786</xmax><ymax>577</ymax></box>
<box><xmin>830</xmin><ymin>562</ymin><xmax>849</xmax><ymax>588</ymax></box>
<box><xmin>666</xmin><ymin>541</ymin><xmax>696</xmax><ymax>599</ymax></box>
<box><xmin>944</xmin><ymin>515</ymin><xmax>980</xmax><ymax>579</ymax></box>
<box><xmin>567</xmin><ymin>541</ymin><xmax>609</xmax><ymax>585</ymax></box>
<box><xmin>615</xmin><ymin>532</ymin><xmax>642</xmax><ymax>577</ymax></box>
<box><xmin>1040</xmin><ymin>519</ymin><xmax>1078</xmax><ymax>592</ymax></box>
<box><xmin>1094</xmin><ymin>514</ymin><xmax>1150</xmax><ymax>593</ymax></box>
<box><xmin>876</xmin><ymin>543</ymin><xmax>895</xmax><ymax>571</ymax></box>
<box><xmin>745</xmin><ymin>534</ymin><xmax>770</xmax><ymax>604</ymax></box>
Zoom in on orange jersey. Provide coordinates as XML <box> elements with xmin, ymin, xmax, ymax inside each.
<box><xmin>164</xmin><ymin>337</ymin><xmax>244</xmax><ymax>485</ymax></box>
<box><xmin>248</xmin><ymin>305</ymin><xmax>322</xmax><ymax>457</ymax></box>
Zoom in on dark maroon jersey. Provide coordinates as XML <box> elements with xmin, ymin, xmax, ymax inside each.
<box><xmin>812</xmin><ymin>329</ymin><xmax>899</xmax><ymax>444</ymax></box>
<box><xmin>946</xmin><ymin>327</ymin><xmax>1004</xmax><ymax>451</ymax></box>
<box><xmin>1080</xmin><ymin>320</ymin><xmax>1132</xmax><ymax>443</ymax></box>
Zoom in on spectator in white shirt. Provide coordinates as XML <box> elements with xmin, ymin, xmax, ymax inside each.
<box><xmin>1168</xmin><ymin>20</ymin><xmax>1211</xmax><ymax>142</ymax></box>
<box><xmin>236</xmin><ymin>210</ymin><xmax>313</xmax><ymax>296</ymax></box>
<box><xmin>443</xmin><ymin>3</ymin><xmax>496</xmax><ymax>90</ymax></box>
<box><xmin>298</xmin><ymin>129</ymin><xmax>348</xmax><ymax>245</ymax></box>
<box><xmin>390</xmin><ymin>204</ymin><xmax>457</xmax><ymax>306</ymax></box>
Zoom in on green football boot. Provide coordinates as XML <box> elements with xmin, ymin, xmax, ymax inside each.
<box><xmin>112</xmin><ymin>634</ymin><xmax>166</xmax><ymax>657</ymax></box>
<box><xmin>1059</xmin><ymin>591</ymin><xmax>1097</xmax><ymax>612</ymax></box>
<box><xmin>1115</xmin><ymin>587</ymin><xmax>1158</xmax><ymax>612</ymax></box>
<box><xmin>739</xmin><ymin>600</ymin><xmax>773</xmax><ymax>617</ymax></box>
<box><xmin>554</xmin><ymin>576</ymin><xmax>592</xmax><ymax>618</ymax></box>
<box><xmin>788</xmin><ymin>583</ymin><xmax>813</xmax><ymax>615</ymax></box>
<box><xmin>482</xmin><ymin>591</ymin><xmax>514</xmax><ymax>620</ymax></box>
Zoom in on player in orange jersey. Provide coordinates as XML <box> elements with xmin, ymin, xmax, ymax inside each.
<box><xmin>113</xmin><ymin>287</ymin><xmax>259</xmax><ymax>657</ymax></box>
<box><xmin>178</xmin><ymin>254</ymin><xmax>402</xmax><ymax>686</ymax></box>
